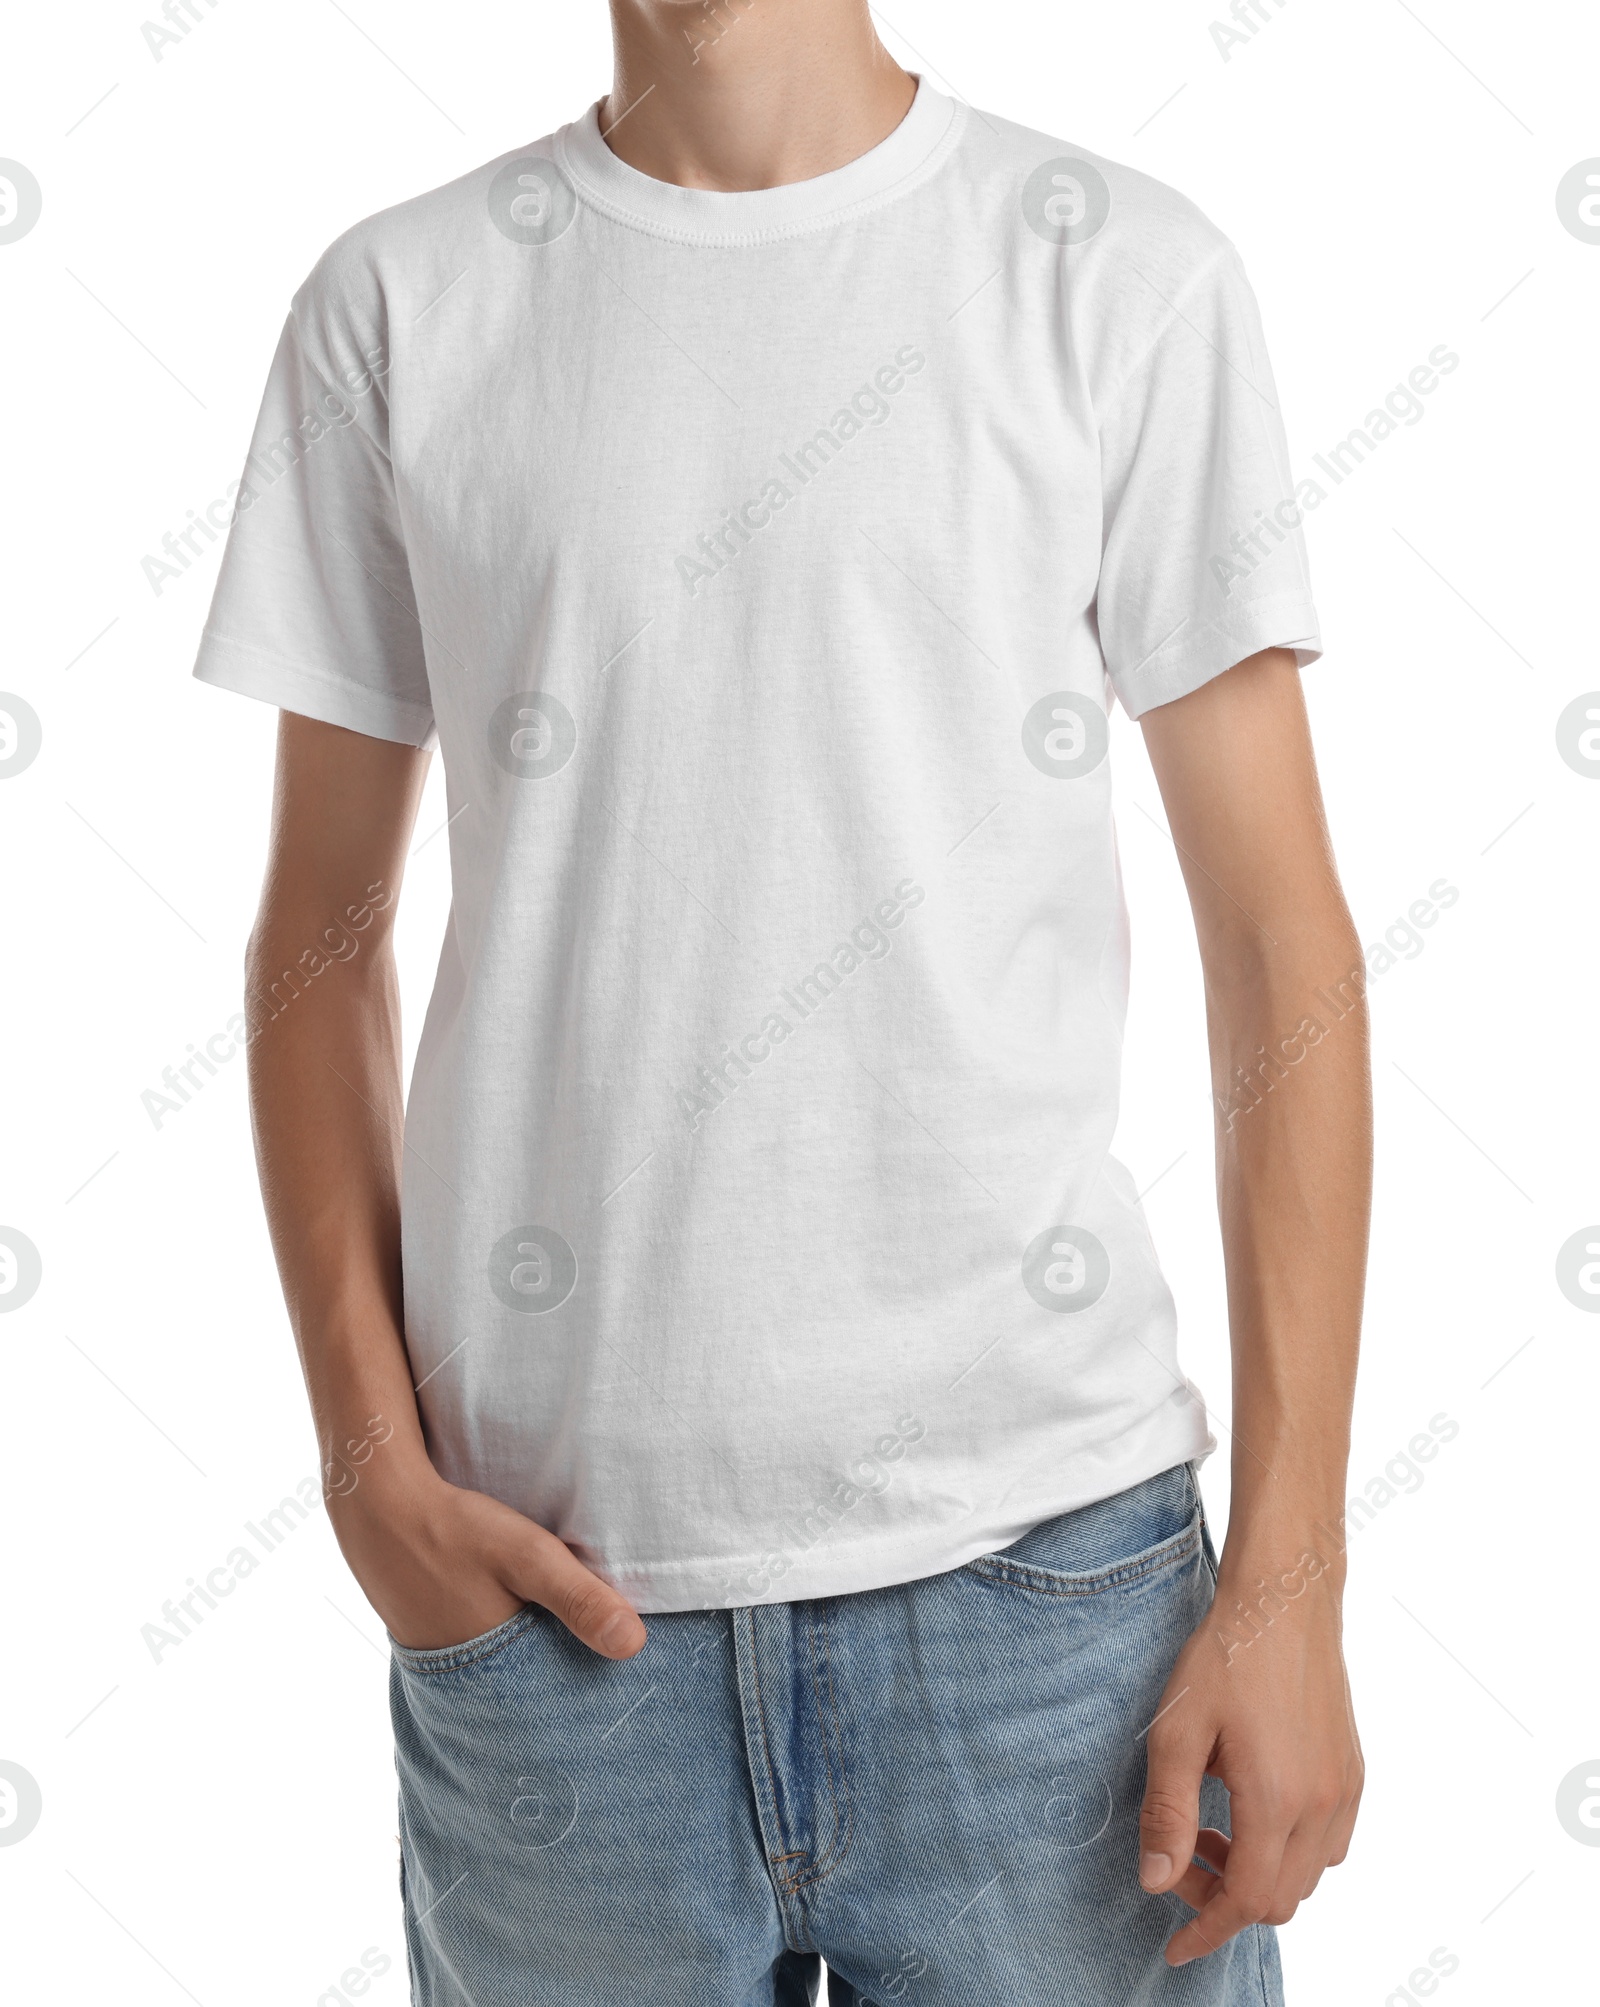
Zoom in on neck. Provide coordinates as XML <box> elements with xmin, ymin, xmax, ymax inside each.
<box><xmin>602</xmin><ymin>0</ymin><xmax>915</xmax><ymax>191</ymax></box>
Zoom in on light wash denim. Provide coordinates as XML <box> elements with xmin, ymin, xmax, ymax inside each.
<box><xmin>390</xmin><ymin>1462</ymin><xmax>1282</xmax><ymax>2004</ymax></box>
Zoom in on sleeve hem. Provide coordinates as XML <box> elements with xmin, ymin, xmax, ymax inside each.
<box><xmin>192</xmin><ymin>630</ymin><xmax>436</xmax><ymax>748</ymax></box>
<box><xmin>1109</xmin><ymin>595</ymin><xmax>1323</xmax><ymax>720</ymax></box>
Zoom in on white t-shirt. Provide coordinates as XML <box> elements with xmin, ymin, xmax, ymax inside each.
<box><xmin>195</xmin><ymin>81</ymin><xmax>1320</xmax><ymax>1611</ymax></box>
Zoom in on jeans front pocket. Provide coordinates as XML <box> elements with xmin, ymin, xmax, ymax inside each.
<box><xmin>388</xmin><ymin>1602</ymin><xmax>539</xmax><ymax>1677</ymax></box>
<box><xmin>965</xmin><ymin>1512</ymin><xmax>1202</xmax><ymax>1600</ymax></box>
<box><xmin>964</xmin><ymin>1462</ymin><xmax>1204</xmax><ymax>1600</ymax></box>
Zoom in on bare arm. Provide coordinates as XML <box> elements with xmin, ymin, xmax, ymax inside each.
<box><xmin>1135</xmin><ymin>649</ymin><xmax>1369</xmax><ymax>1962</ymax></box>
<box><xmin>245</xmin><ymin>711</ymin><xmax>646</xmax><ymax>1657</ymax></box>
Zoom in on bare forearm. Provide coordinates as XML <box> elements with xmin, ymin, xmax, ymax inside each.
<box><xmin>1141</xmin><ymin>650</ymin><xmax>1370</xmax><ymax>1573</ymax></box>
<box><xmin>245</xmin><ymin>915</ymin><xmax>429</xmax><ymax>1486</ymax></box>
<box><xmin>242</xmin><ymin>712</ymin><xmax>435</xmax><ymax>1493</ymax></box>
<box><xmin>1206</xmin><ymin>921</ymin><xmax>1371</xmax><ymax>1578</ymax></box>
<box><xmin>244</xmin><ymin>898</ymin><xmax>643</xmax><ymax>1655</ymax></box>
<box><xmin>1138</xmin><ymin>653</ymin><xmax>1367</xmax><ymax>1960</ymax></box>
<box><xmin>244</xmin><ymin>711</ymin><xmax>643</xmax><ymax>1657</ymax></box>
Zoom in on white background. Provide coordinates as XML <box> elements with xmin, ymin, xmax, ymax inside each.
<box><xmin>2</xmin><ymin>1</ymin><xmax>1597</xmax><ymax>2000</ymax></box>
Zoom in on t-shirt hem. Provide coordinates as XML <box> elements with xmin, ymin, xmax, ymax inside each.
<box><xmin>1112</xmin><ymin>593</ymin><xmax>1322</xmax><ymax>720</ymax></box>
<box><xmin>193</xmin><ymin>630</ymin><xmax>437</xmax><ymax>748</ymax></box>
<box><xmin>604</xmin><ymin>1423</ymin><xmax>1217</xmax><ymax>1613</ymax></box>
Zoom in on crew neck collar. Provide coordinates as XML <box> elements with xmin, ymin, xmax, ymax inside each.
<box><xmin>554</xmin><ymin>78</ymin><xmax>963</xmax><ymax>246</ymax></box>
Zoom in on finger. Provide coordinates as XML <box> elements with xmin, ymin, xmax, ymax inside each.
<box><xmin>504</xmin><ymin>1522</ymin><xmax>647</xmax><ymax>1658</ymax></box>
<box><xmin>1165</xmin><ymin>1813</ymin><xmax>1288</xmax><ymax>1965</ymax></box>
<box><xmin>1324</xmin><ymin>1791</ymin><xmax>1360</xmax><ymax>1867</ymax></box>
<box><xmin>1324</xmin><ymin>1762</ymin><xmax>1363</xmax><ymax>1868</ymax></box>
<box><xmin>1193</xmin><ymin>1826</ymin><xmax>1231</xmax><ymax>1874</ymax></box>
<box><xmin>1276</xmin><ymin>1758</ymin><xmax>1362</xmax><ymax>1908</ymax></box>
<box><xmin>1287</xmin><ymin>1784</ymin><xmax>1360</xmax><ymax>1905</ymax></box>
<box><xmin>1167</xmin><ymin>1828</ymin><xmax>1231</xmax><ymax>1910</ymax></box>
<box><xmin>1138</xmin><ymin>1707</ymin><xmax>1210</xmax><ymax>1895</ymax></box>
<box><xmin>1258</xmin><ymin>1823</ymin><xmax>1328</xmax><ymax>1927</ymax></box>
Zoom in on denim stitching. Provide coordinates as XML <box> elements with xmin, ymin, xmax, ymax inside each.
<box><xmin>790</xmin><ymin>1600</ymin><xmax>853</xmax><ymax>1890</ymax></box>
<box><xmin>742</xmin><ymin>1605</ymin><xmax>816</xmax><ymax>1943</ymax></box>
<box><xmin>397</xmin><ymin>1823</ymin><xmax>418</xmax><ymax>2005</ymax></box>
<box><xmin>389</xmin><ymin>1605</ymin><xmax>539</xmax><ymax>1677</ymax></box>
<box><xmin>964</xmin><ymin>1518</ymin><xmax>1201</xmax><ymax>1597</ymax></box>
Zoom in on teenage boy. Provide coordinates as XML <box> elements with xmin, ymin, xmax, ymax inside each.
<box><xmin>196</xmin><ymin>3</ymin><xmax>1369</xmax><ymax>2000</ymax></box>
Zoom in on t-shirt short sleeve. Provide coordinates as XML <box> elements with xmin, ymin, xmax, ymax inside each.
<box><xmin>1095</xmin><ymin>245</ymin><xmax>1321</xmax><ymax>719</ymax></box>
<box><xmin>192</xmin><ymin>304</ymin><xmax>435</xmax><ymax>747</ymax></box>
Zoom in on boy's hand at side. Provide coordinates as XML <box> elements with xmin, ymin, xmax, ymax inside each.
<box><xmin>1138</xmin><ymin>1549</ymin><xmax>1362</xmax><ymax>1963</ymax></box>
<box><xmin>244</xmin><ymin>713</ymin><xmax>644</xmax><ymax>1665</ymax></box>
<box><xmin>328</xmin><ymin>1453</ymin><xmax>647</xmax><ymax>1658</ymax></box>
<box><xmin>1139</xmin><ymin>651</ymin><xmax>1372</xmax><ymax>1961</ymax></box>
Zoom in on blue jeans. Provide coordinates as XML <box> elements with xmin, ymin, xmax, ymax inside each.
<box><xmin>390</xmin><ymin>1462</ymin><xmax>1282</xmax><ymax>2004</ymax></box>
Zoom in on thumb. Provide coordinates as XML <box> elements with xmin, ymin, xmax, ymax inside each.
<box><xmin>504</xmin><ymin>1519</ymin><xmax>648</xmax><ymax>1660</ymax></box>
<box><xmin>1138</xmin><ymin>1709</ymin><xmax>1207</xmax><ymax>1893</ymax></box>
